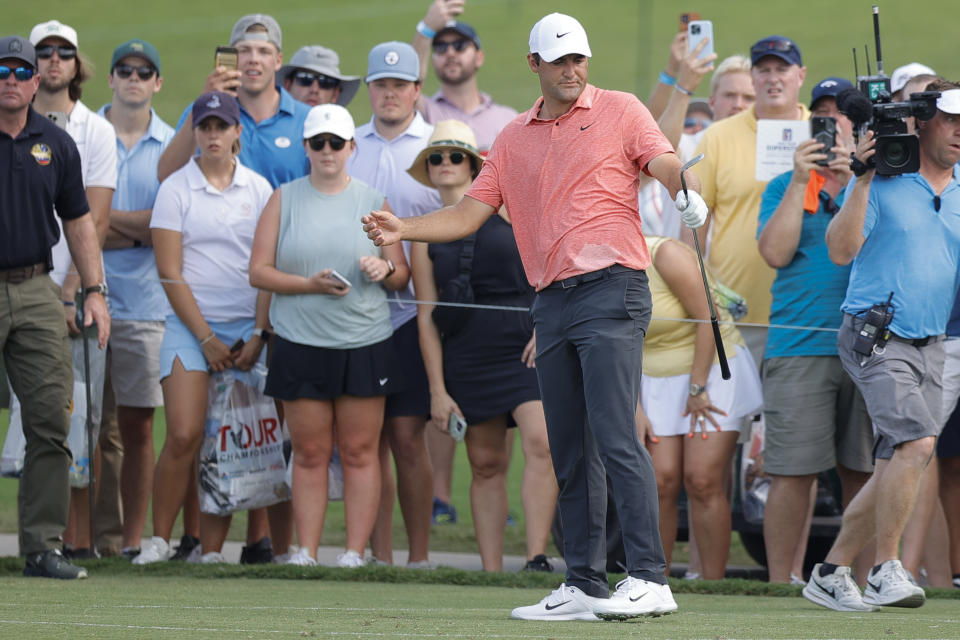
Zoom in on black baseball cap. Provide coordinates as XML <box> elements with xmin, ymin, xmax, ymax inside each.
<box><xmin>810</xmin><ymin>77</ymin><xmax>854</xmax><ymax>109</ymax></box>
<box><xmin>192</xmin><ymin>91</ymin><xmax>241</xmax><ymax>127</ymax></box>
<box><xmin>0</xmin><ymin>36</ymin><xmax>36</xmax><ymax>69</ymax></box>
<box><xmin>434</xmin><ymin>22</ymin><xmax>481</xmax><ymax>49</ymax></box>
<box><xmin>750</xmin><ymin>35</ymin><xmax>802</xmax><ymax>67</ymax></box>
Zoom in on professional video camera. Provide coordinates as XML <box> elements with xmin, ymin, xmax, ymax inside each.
<box><xmin>836</xmin><ymin>6</ymin><xmax>939</xmax><ymax>176</ymax></box>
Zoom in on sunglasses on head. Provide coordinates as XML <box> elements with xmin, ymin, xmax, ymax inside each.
<box><xmin>308</xmin><ymin>135</ymin><xmax>347</xmax><ymax>151</ymax></box>
<box><xmin>428</xmin><ymin>151</ymin><xmax>466</xmax><ymax>166</ymax></box>
<box><xmin>114</xmin><ymin>63</ymin><xmax>156</xmax><ymax>80</ymax></box>
<box><xmin>751</xmin><ymin>39</ymin><xmax>796</xmax><ymax>56</ymax></box>
<box><xmin>0</xmin><ymin>65</ymin><xmax>35</xmax><ymax>81</ymax></box>
<box><xmin>35</xmin><ymin>45</ymin><xmax>77</xmax><ymax>60</ymax></box>
<box><xmin>432</xmin><ymin>40</ymin><xmax>471</xmax><ymax>55</ymax></box>
<box><xmin>294</xmin><ymin>71</ymin><xmax>340</xmax><ymax>90</ymax></box>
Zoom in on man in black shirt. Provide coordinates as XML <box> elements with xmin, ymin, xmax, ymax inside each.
<box><xmin>0</xmin><ymin>34</ymin><xmax>110</xmax><ymax>579</ymax></box>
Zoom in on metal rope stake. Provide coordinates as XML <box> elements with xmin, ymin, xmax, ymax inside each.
<box><xmin>680</xmin><ymin>153</ymin><xmax>731</xmax><ymax>380</ymax></box>
<box><xmin>76</xmin><ymin>291</ymin><xmax>96</xmax><ymax>556</ymax></box>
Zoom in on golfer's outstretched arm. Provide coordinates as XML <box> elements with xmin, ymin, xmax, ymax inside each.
<box><xmin>647</xmin><ymin>152</ymin><xmax>701</xmax><ymax>200</ymax></box>
<box><xmin>363</xmin><ymin>196</ymin><xmax>496</xmax><ymax>247</ymax></box>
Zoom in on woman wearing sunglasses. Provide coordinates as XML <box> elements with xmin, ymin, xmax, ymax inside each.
<box><xmin>635</xmin><ymin>236</ymin><xmax>762</xmax><ymax>580</ymax></box>
<box><xmin>407</xmin><ymin>121</ymin><xmax>558</xmax><ymax>572</ymax></box>
<box><xmin>135</xmin><ymin>91</ymin><xmax>273</xmax><ymax>564</ymax></box>
<box><xmin>250</xmin><ymin>104</ymin><xmax>409</xmax><ymax>567</ymax></box>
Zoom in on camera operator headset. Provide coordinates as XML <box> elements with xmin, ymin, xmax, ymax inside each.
<box><xmin>804</xmin><ymin>82</ymin><xmax>960</xmax><ymax>611</ymax></box>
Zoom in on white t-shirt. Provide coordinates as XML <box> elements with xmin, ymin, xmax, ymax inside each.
<box><xmin>150</xmin><ymin>158</ymin><xmax>272</xmax><ymax>322</ymax></box>
<box><xmin>50</xmin><ymin>100</ymin><xmax>118</xmax><ymax>286</ymax></box>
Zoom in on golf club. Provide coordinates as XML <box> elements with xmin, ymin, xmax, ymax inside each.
<box><xmin>680</xmin><ymin>153</ymin><xmax>731</xmax><ymax>380</ymax></box>
<box><xmin>76</xmin><ymin>294</ymin><xmax>97</xmax><ymax>555</ymax></box>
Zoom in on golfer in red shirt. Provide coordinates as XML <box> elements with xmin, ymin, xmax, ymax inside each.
<box><xmin>363</xmin><ymin>12</ymin><xmax>708</xmax><ymax>621</ymax></box>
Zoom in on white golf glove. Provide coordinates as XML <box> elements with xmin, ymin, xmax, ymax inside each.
<box><xmin>675</xmin><ymin>190</ymin><xmax>708</xmax><ymax>229</ymax></box>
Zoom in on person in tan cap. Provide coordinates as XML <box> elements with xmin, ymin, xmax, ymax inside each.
<box><xmin>407</xmin><ymin>120</ymin><xmax>557</xmax><ymax>573</ymax></box>
<box><xmin>279</xmin><ymin>45</ymin><xmax>360</xmax><ymax>107</ymax></box>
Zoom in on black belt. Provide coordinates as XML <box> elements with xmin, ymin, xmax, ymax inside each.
<box><xmin>545</xmin><ymin>264</ymin><xmax>636</xmax><ymax>289</ymax></box>
<box><xmin>888</xmin><ymin>332</ymin><xmax>942</xmax><ymax>348</ymax></box>
<box><xmin>0</xmin><ymin>263</ymin><xmax>48</xmax><ymax>284</ymax></box>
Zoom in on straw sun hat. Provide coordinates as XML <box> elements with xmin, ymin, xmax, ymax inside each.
<box><xmin>407</xmin><ymin>120</ymin><xmax>484</xmax><ymax>188</ymax></box>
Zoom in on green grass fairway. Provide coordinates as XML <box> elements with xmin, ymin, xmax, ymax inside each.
<box><xmin>0</xmin><ymin>575</ymin><xmax>957</xmax><ymax>640</ymax></box>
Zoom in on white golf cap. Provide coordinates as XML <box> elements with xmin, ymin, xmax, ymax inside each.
<box><xmin>890</xmin><ymin>62</ymin><xmax>936</xmax><ymax>94</ymax></box>
<box><xmin>303</xmin><ymin>104</ymin><xmax>355</xmax><ymax>140</ymax></box>
<box><xmin>29</xmin><ymin>20</ymin><xmax>78</xmax><ymax>48</ymax></box>
<box><xmin>528</xmin><ymin>13</ymin><xmax>591</xmax><ymax>63</ymax></box>
<box><xmin>936</xmin><ymin>89</ymin><xmax>960</xmax><ymax>115</ymax></box>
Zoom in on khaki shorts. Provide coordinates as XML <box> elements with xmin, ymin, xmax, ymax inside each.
<box><xmin>108</xmin><ymin>320</ymin><xmax>164</xmax><ymax>408</ymax></box>
<box><xmin>763</xmin><ymin>355</ymin><xmax>874</xmax><ymax>475</ymax></box>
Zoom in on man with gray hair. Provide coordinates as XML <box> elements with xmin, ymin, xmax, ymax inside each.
<box><xmin>158</xmin><ymin>13</ymin><xmax>310</xmax><ymax>188</ymax></box>
<box><xmin>279</xmin><ymin>45</ymin><xmax>360</xmax><ymax>107</ymax></box>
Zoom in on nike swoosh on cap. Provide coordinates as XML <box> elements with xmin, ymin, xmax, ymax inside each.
<box><xmin>556</xmin><ymin>32</ymin><xmax>570</xmax><ymax>38</ymax></box>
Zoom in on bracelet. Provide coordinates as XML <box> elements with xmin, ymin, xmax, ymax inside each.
<box><xmin>199</xmin><ymin>332</ymin><xmax>216</xmax><ymax>346</ymax></box>
<box><xmin>385</xmin><ymin>258</ymin><xmax>396</xmax><ymax>277</ymax></box>
<box><xmin>674</xmin><ymin>85</ymin><xmax>694</xmax><ymax>96</ymax></box>
<box><xmin>658</xmin><ymin>70</ymin><xmax>676</xmax><ymax>86</ymax></box>
<box><xmin>62</xmin><ymin>300</ymin><xmax>76</xmax><ymax>307</ymax></box>
<box><xmin>416</xmin><ymin>20</ymin><xmax>436</xmax><ymax>39</ymax></box>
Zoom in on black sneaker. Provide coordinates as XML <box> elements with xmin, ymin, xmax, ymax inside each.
<box><xmin>169</xmin><ymin>534</ymin><xmax>200</xmax><ymax>561</ymax></box>
<box><xmin>24</xmin><ymin>549</ymin><xmax>88</xmax><ymax>580</ymax></box>
<box><xmin>240</xmin><ymin>537</ymin><xmax>274</xmax><ymax>564</ymax></box>
<box><xmin>523</xmin><ymin>554</ymin><xmax>554</xmax><ymax>572</ymax></box>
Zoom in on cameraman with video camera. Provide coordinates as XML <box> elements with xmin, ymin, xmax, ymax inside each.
<box><xmin>803</xmin><ymin>79</ymin><xmax>960</xmax><ymax>612</ymax></box>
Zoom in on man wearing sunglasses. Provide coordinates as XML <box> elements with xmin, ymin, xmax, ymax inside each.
<box><xmin>348</xmin><ymin>40</ymin><xmax>442</xmax><ymax>571</ymax></box>
<box><xmin>413</xmin><ymin>0</ymin><xmax>516</xmax><ymax>151</ymax></box>
<box><xmin>364</xmin><ymin>13</ymin><xmax>708</xmax><ymax>620</ymax></box>
<box><xmin>689</xmin><ymin>35</ymin><xmax>809</xmax><ymax>367</ymax></box>
<box><xmin>93</xmin><ymin>38</ymin><xmax>174</xmax><ymax>562</ymax></box>
<box><xmin>279</xmin><ymin>45</ymin><xmax>360</xmax><ymax>108</ymax></box>
<box><xmin>28</xmin><ymin>18</ymin><xmax>117</xmax><ymax>560</ymax></box>
<box><xmin>0</xmin><ymin>34</ymin><xmax>110</xmax><ymax>580</ymax></box>
<box><xmin>158</xmin><ymin>13</ymin><xmax>310</xmax><ymax>190</ymax></box>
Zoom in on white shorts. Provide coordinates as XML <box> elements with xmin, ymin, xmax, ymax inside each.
<box><xmin>108</xmin><ymin>320</ymin><xmax>164</xmax><ymax>408</ymax></box>
<box><xmin>641</xmin><ymin>344</ymin><xmax>763</xmax><ymax>437</ymax></box>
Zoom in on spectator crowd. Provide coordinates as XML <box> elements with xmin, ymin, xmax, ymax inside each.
<box><xmin>2</xmin><ymin>0</ymin><xmax>960</xmax><ymax>622</ymax></box>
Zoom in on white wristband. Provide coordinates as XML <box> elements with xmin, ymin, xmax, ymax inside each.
<box><xmin>416</xmin><ymin>20</ymin><xmax>436</xmax><ymax>39</ymax></box>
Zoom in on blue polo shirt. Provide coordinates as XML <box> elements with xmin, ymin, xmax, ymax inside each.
<box><xmin>758</xmin><ymin>170</ymin><xmax>850</xmax><ymax>358</ymax></box>
<box><xmin>98</xmin><ymin>105</ymin><xmax>174</xmax><ymax>321</ymax></box>
<box><xmin>176</xmin><ymin>86</ymin><xmax>310</xmax><ymax>188</ymax></box>
<box><xmin>0</xmin><ymin>107</ymin><xmax>88</xmax><ymax>269</ymax></box>
<box><xmin>842</xmin><ymin>168</ymin><xmax>960</xmax><ymax>338</ymax></box>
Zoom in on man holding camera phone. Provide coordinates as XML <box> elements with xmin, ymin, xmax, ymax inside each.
<box><xmin>363</xmin><ymin>13</ymin><xmax>709</xmax><ymax>621</ymax></box>
<box><xmin>757</xmin><ymin>77</ymin><xmax>875</xmax><ymax>585</ymax></box>
<box><xmin>158</xmin><ymin>14</ymin><xmax>310</xmax><ymax>188</ymax></box>
<box><xmin>802</xmin><ymin>80</ymin><xmax>960</xmax><ymax>612</ymax></box>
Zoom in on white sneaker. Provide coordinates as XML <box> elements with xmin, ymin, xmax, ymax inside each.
<box><xmin>337</xmin><ymin>549</ymin><xmax>366</xmax><ymax>568</ymax></box>
<box><xmin>863</xmin><ymin>559</ymin><xmax>926</xmax><ymax>608</ymax></box>
<box><xmin>790</xmin><ymin>573</ymin><xmax>806</xmax><ymax>586</ymax></box>
<box><xmin>803</xmin><ymin>564</ymin><xmax>879</xmax><ymax>612</ymax></box>
<box><xmin>131</xmin><ymin>537</ymin><xmax>172</xmax><ymax>565</ymax></box>
<box><xmin>199</xmin><ymin>551</ymin><xmax>226</xmax><ymax>564</ymax></box>
<box><xmin>510</xmin><ymin>583</ymin><xmax>599</xmax><ymax>621</ymax></box>
<box><xmin>285</xmin><ymin>548</ymin><xmax>317</xmax><ymax>567</ymax></box>
<box><xmin>581</xmin><ymin>576</ymin><xmax>677</xmax><ymax>620</ymax></box>
<box><xmin>406</xmin><ymin>560</ymin><xmax>434</xmax><ymax>570</ymax></box>
<box><xmin>272</xmin><ymin>552</ymin><xmax>293</xmax><ymax>565</ymax></box>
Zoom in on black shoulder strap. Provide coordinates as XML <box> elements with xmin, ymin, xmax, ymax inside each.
<box><xmin>457</xmin><ymin>233</ymin><xmax>477</xmax><ymax>277</ymax></box>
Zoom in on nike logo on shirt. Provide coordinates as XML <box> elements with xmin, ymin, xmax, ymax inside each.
<box><xmin>580</xmin><ymin>123</ymin><xmax>593</xmax><ymax>131</ymax></box>
<box><xmin>379</xmin><ymin>378</ymin><xmax>388</xmax><ymax>386</ymax></box>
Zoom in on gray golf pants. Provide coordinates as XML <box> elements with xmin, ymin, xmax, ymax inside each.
<box><xmin>532</xmin><ymin>266</ymin><xmax>666</xmax><ymax>598</ymax></box>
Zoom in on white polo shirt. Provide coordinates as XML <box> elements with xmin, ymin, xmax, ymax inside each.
<box><xmin>150</xmin><ymin>158</ymin><xmax>272</xmax><ymax>322</ymax></box>
<box><xmin>348</xmin><ymin>112</ymin><xmax>442</xmax><ymax>329</ymax></box>
<box><xmin>50</xmin><ymin>100</ymin><xmax>118</xmax><ymax>286</ymax></box>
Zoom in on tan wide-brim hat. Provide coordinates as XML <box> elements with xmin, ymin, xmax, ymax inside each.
<box><xmin>407</xmin><ymin>120</ymin><xmax>484</xmax><ymax>188</ymax></box>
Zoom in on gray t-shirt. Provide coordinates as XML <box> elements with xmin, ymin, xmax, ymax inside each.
<box><xmin>271</xmin><ymin>176</ymin><xmax>391</xmax><ymax>349</ymax></box>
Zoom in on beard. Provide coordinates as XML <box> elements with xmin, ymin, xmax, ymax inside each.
<box><xmin>40</xmin><ymin>74</ymin><xmax>71</xmax><ymax>93</ymax></box>
<box><xmin>436</xmin><ymin>63</ymin><xmax>477</xmax><ymax>87</ymax></box>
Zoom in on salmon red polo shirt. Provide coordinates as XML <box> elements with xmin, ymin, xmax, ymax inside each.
<box><xmin>466</xmin><ymin>84</ymin><xmax>675</xmax><ymax>290</ymax></box>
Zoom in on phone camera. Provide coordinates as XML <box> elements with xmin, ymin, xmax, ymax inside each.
<box><xmin>691</xmin><ymin>24</ymin><xmax>701</xmax><ymax>35</ymax></box>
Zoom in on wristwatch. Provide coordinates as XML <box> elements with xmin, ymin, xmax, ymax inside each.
<box><xmin>688</xmin><ymin>383</ymin><xmax>706</xmax><ymax>397</ymax></box>
<box><xmin>84</xmin><ymin>283</ymin><xmax>109</xmax><ymax>297</ymax></box>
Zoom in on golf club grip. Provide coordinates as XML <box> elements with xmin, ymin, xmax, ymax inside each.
<box><xmin>711</xmin><ymin>316</ymin><xmax>732</xmax><ymax>379</ymax></box>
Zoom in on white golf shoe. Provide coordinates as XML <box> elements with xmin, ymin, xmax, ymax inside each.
<box><xmin>510</xmin><ymin>583</ymin><xmax>599</xmax><ymax>621</ymax></box>
<box><xmin>803</xmin><ymin>564</ymin><xmax>879</xmax><ymax>612</ymax></box>
<box><xmin>581</xmin><ymin>576</ymin><xmax>678</xmax><ymax>620</ymax></box>
<box><xmin>863</xmin><ymin>559</ymin><xmax>926</xmax><ymax>608</ymax></box>
<box><xmin>131</xmin><ymin>537</ymin><xmax>172</xmax><ymax>565</ymax></box>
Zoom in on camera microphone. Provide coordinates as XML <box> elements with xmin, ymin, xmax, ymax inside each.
<box><xmin>837</xmin><ymin>88</ymin><xmax>874</xmax><ymax>126</ymax></box>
